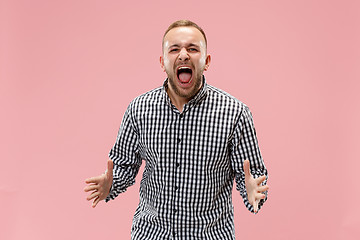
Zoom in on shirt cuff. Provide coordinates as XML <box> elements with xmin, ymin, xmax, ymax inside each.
<box><xmin>104</xmin><ymin>175</ymin><xmax>131</xmax><ymax>202</ymax></box>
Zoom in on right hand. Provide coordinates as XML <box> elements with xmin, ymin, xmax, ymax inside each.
<box><xmin>84</xmin><ymin>160</ymin><xmax>113</xmax><ymax>208</ymax></box>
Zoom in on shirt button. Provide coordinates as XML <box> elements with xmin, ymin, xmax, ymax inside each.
<box><xmin>179</xmin><ymin>114</ymin><xmax>183</xmax><ymax>119</ymax></box>
<box><xmin>174</xmin><ymin>209</ymin><xmax>177</xmax><ymax>213</ymax></box>
<box><xmin>177</xmin><ymin>138</ymin><xmax>181</xmax><ymax>143</ymax></box>
<box><xmin>175</xmin><ymin>186</ymin><xmax>178</xmax><ymax>190</ymax></box>
<box><xmin>176</xmin><ymin>163</ymin><xmax>180</xmax><ymax>167</ymax></box>
<box><xmin>173</xmin><ymin>231</ymin><xmax>176</xmax><ymax>236</ymax></box>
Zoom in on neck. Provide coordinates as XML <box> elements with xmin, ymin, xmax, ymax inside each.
<box><xmin>165</xmin><ymin>80</ymin><xmax>203</xmax><ymax>113</ymax></box>
<box><xmin>166</xmin><ymin>88</ymin><xmax>189</xmax><ymax>113</ymax></box>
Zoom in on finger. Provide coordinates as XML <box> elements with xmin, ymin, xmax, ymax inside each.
<box><xmin>107</xmin><ymin>160</ymin><xmax>113</xmax><ymax>178</ymax></box>
<box><xmin>257</xmin><ymin>185</ymin><xmax>269</xmax><ymax>193</ymax></box>
<box><xmin>92</xmin><ymin>196</ymin><xmax>100</xmax><ymax>208</ymax></box>
<box><xmin>87</xmin><ymin>191</ymin><xmax>100</xmax><ymax>201</ymax></box>
<box><xmin>85</xmin><ymin>176</ymin><xmax>102</xmax><ymax>184</ymax></box>
<box><xmin>254</xmin><ymin>199</ymin><xmax>259</xmax><ymax>213</ymax></box>
<box><xmin>243</xmin><ymin>160</ymin><xmax>251</xmax><ymax>179</ymax></box>
<box><xmin>84</xmin><ymin>184</ymin><xmax>98</xmax><ymax>192</ymax></box>
<box><xmin>255</xmin><ymin>192</ymin><xmax>266</xmax><ymax>200</ymax></box>
<box><xmin>255</xmin><ymin>175</ymin><xmax>266</xmax><ymax>185</ymax></box>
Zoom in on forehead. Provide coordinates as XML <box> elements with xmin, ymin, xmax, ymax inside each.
<box><xmin>163</xmin><ymin>26</ymin><xmax>206</xmax><ymax>48</ymax></box>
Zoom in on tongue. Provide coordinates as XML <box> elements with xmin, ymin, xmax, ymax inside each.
<box><xmin>178</xmin><ymin>72</ymin><xmax>192</xmax><ymax>82</ymax></box>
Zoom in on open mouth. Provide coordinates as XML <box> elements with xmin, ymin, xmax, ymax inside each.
<box><xmin>177</xmin><ymin>66</ymin><xmax>193</xmax><ymax>83</ymax></box>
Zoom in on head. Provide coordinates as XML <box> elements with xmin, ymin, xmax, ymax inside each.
<box><xmin>160</xmin><ymin>20</ymin><xmax>211</xmax><ymax>103</ymax></box>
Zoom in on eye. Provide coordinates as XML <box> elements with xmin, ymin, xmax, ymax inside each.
<box><xmin>188</xmin><ymin>48</ymin><xmax>198</xmax><ymax>52</ymax></box>
<box><xmin>169</xmin><ymin>48</ymin><xmax>179</xmax><ymax>53</ymax></box>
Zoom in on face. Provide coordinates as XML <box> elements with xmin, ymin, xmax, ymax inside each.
<box><xmin>160</xmin><ymin>26</ymin><xmax>211</xmax><ymax>102</ymax></box>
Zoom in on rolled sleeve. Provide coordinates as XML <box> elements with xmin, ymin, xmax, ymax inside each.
<box><xmin>230</xmin><ymin>105</ymin><xmax>268</xmax><ymax>214</ymax></box>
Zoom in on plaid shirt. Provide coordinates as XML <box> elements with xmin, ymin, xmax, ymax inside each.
<box><xmin>106</xmin><ymin>77</ymin><xmax>268</xmax><ymax>240</ymax></box>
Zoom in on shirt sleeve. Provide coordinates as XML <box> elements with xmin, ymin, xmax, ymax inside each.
<box><xmin>105</xmin><ymin>103</ymin><xmax>142</xmax><ymax>202</ymax></box>
<box><xmin>229</xmin><ymin>105</ymin><xmax>268</xmax><ymax>214</ymax></box>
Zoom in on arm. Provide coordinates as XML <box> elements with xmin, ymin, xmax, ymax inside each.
<box><xmin>105</xmin><ymin>103</ymin><xmax>142</xmax><ymax>202</ymax></box>
<box><xmin>84</xmin><ymin>103</ymin><xmax>142</xmax><ymax>207</ymax></box>
<box><xmin>230</xmin><ymin>105</ymin><xmax>269</xmax><ymax>214</ymax></box>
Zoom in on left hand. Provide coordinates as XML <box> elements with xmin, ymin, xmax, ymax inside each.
<box><xmin>243</xmin><ymin>159</ymin><xmax>269</xmax><ymax>213</ymax></box>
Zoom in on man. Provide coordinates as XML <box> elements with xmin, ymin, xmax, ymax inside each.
<box><xmin>84</xmin><ymin>20</ymin><xmax>269</xmax><ymax>239</ymax></box>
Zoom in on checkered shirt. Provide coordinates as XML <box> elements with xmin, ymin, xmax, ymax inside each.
<box><xmin>106</xmin><ymin>77</ymin><xmax>268</xmax><ymax>240</ymax></box>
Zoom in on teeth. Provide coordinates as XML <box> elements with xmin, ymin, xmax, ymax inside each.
<box><xmin>178</xmin><ymin>67</ymin><xmax>191</xmax><ymax>70</ymax></box>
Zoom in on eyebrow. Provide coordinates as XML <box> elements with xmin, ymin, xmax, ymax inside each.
<box><xmin>168</xmin><ymin>43</ymin><xmax>200</xmax><ymax>49</ymax></box>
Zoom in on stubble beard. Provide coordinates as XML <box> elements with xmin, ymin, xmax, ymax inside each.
<box><xmin>167</xmin><ymin>71</ymin><xmax>203</xmax><ymax>100</ymax></box>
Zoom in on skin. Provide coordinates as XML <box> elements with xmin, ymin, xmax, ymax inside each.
<box><xmin>243</xmin><ymin>160</ymin><xmax>269</xmax><ymax>212</ymax></box>
<box><xmin>84</xmin><ymin>160</ymin><xmax>113</xmax><ymax>208</ymax></box>
<box><xmin>160</xmin><ymin>26</ymin><xmax>211</xmax><ymax>112</ymax></box>
<box><xmin>84</xmin><ymin>26</ymin><xmax>269</xmax><ymax>212</ymax></box>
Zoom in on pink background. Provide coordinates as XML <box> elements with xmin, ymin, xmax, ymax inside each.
<box><xmin>1</xmin><ymin>0</ymin><xmax>359</xmax><ymax>239</ymax></box>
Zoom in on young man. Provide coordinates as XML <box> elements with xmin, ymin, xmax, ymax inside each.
<box><xmin>84</xmin><ymin>20</ymin><xmax>269</xmax><ymax>240</ymax></box>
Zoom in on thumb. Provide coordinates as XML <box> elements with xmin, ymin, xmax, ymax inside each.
<box><xmin>107</xmin><ymin>160</ymin><xmax>113</xmax><ymax>177</ymax></box>
<box><xmin>243</xmin><ymin>159</ymin><xmax>251</xmax><ymax>179</ymax></box>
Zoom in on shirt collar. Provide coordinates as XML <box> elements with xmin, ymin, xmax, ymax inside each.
<box><xmin>162</xmin><ymin>75</ymin><xmax>208</xmax><ymax>110</ymax></box>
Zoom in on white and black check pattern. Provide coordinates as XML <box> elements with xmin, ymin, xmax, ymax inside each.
<box><xmin>106</xmin><ymin>77</ymin><xmax>268</xmax><ymax>240</ymax></box>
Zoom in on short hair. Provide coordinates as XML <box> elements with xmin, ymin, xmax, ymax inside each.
<box><xmin>162</xmin><ymin>20</ymin><xmax>207</xmax><ymax>50</ymax></box>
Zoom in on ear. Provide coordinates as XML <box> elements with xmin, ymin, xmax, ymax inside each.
<box><xmin>159</xmin><ymin>56</ymin><xmax>165</xmax><ymax>72</ymax></box>
<box><xmin>204</xmin><ymin>54</ymin><xmax>211</xmax><ymax>71</ymax></box>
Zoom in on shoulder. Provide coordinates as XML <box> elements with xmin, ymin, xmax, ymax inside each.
<box><xmin>128</xmin><ymin>86</ymin><xmax>163</xmax><ymax>108</ymax></box>
<box><xmin>206</xmin><ymin>84</ymin><xmax>249</xmax><ymax>114</ymax></box>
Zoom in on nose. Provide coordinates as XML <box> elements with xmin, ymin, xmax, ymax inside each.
<box><xmin>178</xmin><ymin>48</ymin><xmax>189</xmax><ymax>61</ymax></box>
